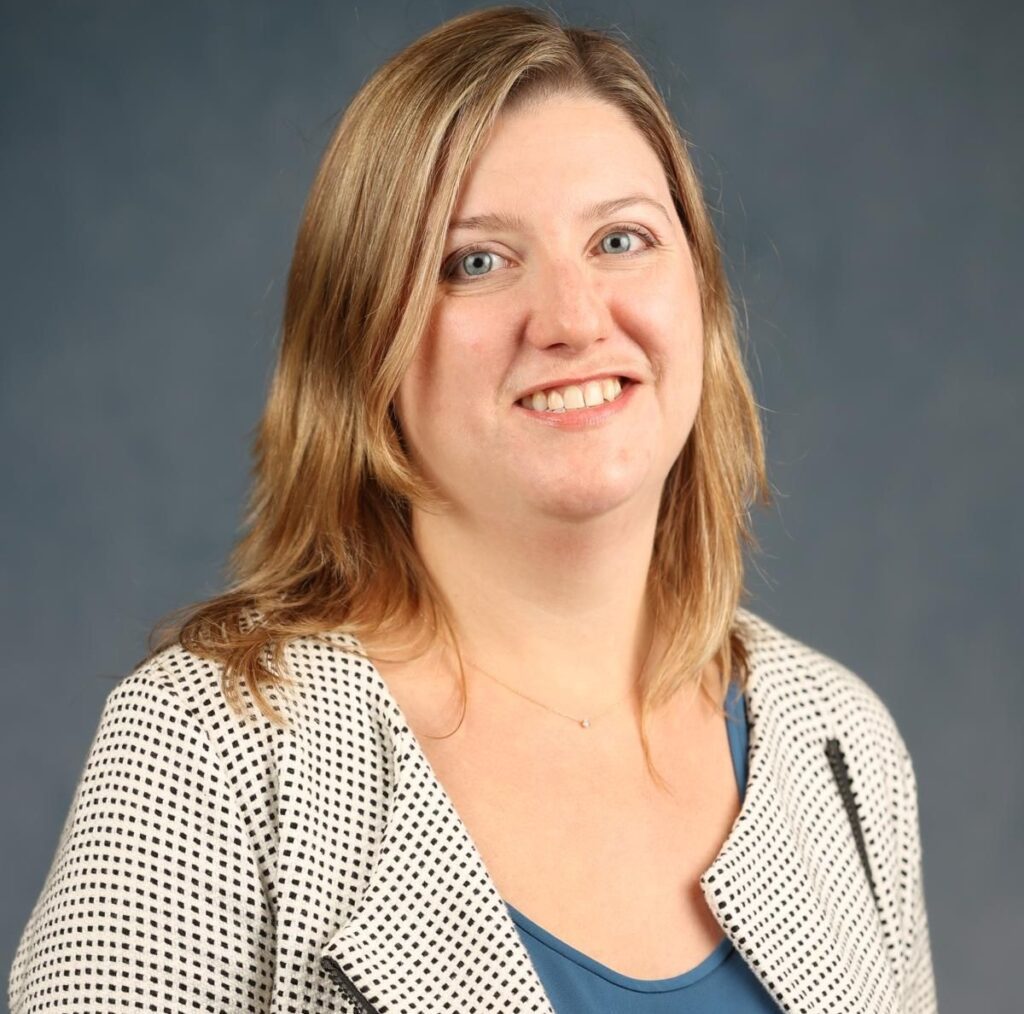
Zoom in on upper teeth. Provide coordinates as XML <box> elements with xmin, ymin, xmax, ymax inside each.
<box><xmin>520</xmin><ymin>377</ymin><xmax>625</xmax><ymax>412</ymax></box>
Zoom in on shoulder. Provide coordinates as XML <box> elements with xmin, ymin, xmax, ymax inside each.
<box><xmin>82</xmin><ymin>634</ymin><xmax>393</xmax><ymax>836</ymax></box>
<box><xmin>102</xmin><ymin>632</ymin><xmax>393</xmax><ymax>758</ymax></box>
<box><xmin>734</xmin><ymin>605</ymin><xmax>913</xmax><ymax>767</ymax></box>
<box><xmin>732</xmin><ymin>609</ymin><xmax>933</xmax><ymax>991</ymax></box>
<box><xmin>733</xmin><ymin>608</ymin><xmax>923</xmax><ymax>876</ymax></box>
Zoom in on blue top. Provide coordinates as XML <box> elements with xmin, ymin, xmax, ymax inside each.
<box><xmin>503</xmin><ymin>681</ymin><xmax>780</xmax><ymax>1012</ymax></box>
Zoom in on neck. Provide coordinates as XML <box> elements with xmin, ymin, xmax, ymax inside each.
<box><xmin>408</xmin><ymin>502</ymin><xmax>661</xmax><ymax>716</ymax></box>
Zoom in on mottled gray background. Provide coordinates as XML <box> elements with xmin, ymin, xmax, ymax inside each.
<box><xmin>3</xmin><ymin>0</ymin><xmax>1020</xmax><ymax>1008</ymax></box>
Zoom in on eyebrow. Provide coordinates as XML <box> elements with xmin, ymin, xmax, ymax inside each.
<box><xmin>447</xmin><ymin>193</ymin><xmax>673</xmax><ymax>234</ymax></box>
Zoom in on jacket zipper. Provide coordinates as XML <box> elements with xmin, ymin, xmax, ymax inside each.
<box><xmin>824</xmin><ymin>737</ymin><xmax>880</xmax><ymax>910</ymax></box>
<box><xmin>320</xmin><ymin>955</ymin><xmax>382</xmax><ymax>1014</ymax></box>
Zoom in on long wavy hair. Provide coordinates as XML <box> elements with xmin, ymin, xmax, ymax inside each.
<box><xmin>147</xmin><ymin>4</ymin><xmax>772</xmax><ymax>792</ymax></box>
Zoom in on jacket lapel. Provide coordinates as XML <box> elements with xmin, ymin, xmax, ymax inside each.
<box><xmin>319</xmin><ymin>631</ymin><xmax>901</xmax><ymax>1013</ymax></box>
<box><xmin>319</xmin><ymin>706</ymin><xmax>557</xmax><ymax>1013</ymax></box>
<box><xmin>699</xmin><ymin>633</ymin><xmax>902</xmax><ymax>1012</ymax></box>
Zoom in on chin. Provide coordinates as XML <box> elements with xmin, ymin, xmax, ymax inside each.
<box><xmin>523</xmin><ymin>475</ymin><xmax>656</xmax><ymax>521</ymax></box>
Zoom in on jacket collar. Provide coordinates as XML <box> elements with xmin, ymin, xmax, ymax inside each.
<box><xmin>318</xmin><ymin>612</ymin><xmax>901</xmax><ymax>1012</ymax></box>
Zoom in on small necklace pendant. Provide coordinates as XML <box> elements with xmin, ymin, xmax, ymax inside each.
<box><xmin>580</xmin><ymin>718</ymin><xmax>591</xmax><ymax>729</ymax></box>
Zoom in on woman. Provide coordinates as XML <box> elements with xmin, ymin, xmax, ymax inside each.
<box><xmin>8</xmin><ymin>6</ymin><xmax>936</xmax><ymax>1013</ymax></box>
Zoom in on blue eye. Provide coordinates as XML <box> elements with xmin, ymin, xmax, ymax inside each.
<box><xmin>448</xmin><ymin>249</ymin><xmax>510</xmax><ymax>280</ymax></box>
<box><xmin>443</xmin><ymin>224</ymin><xmax>657</xmax><ymax>282</ymax></box>
<box><xmin>461</xmin><ymin>251</ymin><xmax>500</xmax><ymax>277</ymax></box>
<box><xmin>600</xmin><ymin>230</ymin><xmax>640</xmax><ymax>254</ymax></box>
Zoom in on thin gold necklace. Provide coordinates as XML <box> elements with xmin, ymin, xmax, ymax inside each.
<box><xmin>462</xmin><ymin>642</ymin><xmax>653</xmax><ymax>729</ymax></box>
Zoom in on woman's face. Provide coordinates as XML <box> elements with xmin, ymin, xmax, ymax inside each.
<box><xmin>395</xmin><ymin>93</ymin><xmax>704</xmax><ymax>526</ymax></box>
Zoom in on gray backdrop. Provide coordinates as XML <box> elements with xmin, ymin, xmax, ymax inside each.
<box><xmin>3</xmin><ymin>1</ymin><xmax>1020</xmax><ymax>1009</ymax></box>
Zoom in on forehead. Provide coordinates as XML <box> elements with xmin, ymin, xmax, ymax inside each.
<box><xmin>452</xmin><ymin>94</ymin><xmax>671</xmax><ymax>217</ymax></box>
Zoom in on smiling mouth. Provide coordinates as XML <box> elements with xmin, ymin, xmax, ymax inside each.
<box><xmin>518</xmin><ymin>377</ymin><xmax>632</xmax><ymax>414</ymax></box>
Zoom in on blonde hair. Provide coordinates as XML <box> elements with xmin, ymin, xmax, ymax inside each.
<box><xmin>147</xmin><ymin>4</ymin><xmax>772</xmax><ymax>791</ymax></box>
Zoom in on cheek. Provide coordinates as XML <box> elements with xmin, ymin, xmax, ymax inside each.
<box><xmin>611</xmin><ymin>268</ymin><xmax>703</xmax><ymax>369</ymax></box>
<box><xmin>395</xmin><ymin>307</ymin><xmax>504</xmax><ymax>453</ymax></box>
<box><xmin>418</xmin><ymin>301</ymin><xmax>508</xmax><ymax>396</ymax></box>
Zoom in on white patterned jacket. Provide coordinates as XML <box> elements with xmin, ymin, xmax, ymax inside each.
<box><xmin>9</xmin><ymin>608</ymin><xmax>937</xmax><ymax>1013</ymax></box>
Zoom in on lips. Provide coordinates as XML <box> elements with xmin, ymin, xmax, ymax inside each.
<box><xmin>516</xmin><ymin>371</ymin><xmax>640</xmax><ymax>402</ymax></box>
<box><xmin>516</xmin><ymin>372</ymin><xmax>639</xmax><ymax>427</ymax></box>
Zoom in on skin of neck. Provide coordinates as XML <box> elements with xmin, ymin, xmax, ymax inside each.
<box><xmin>408</xmin><ymin>493</ymin><xmax>662</xmax><ymax>721</ymax></box>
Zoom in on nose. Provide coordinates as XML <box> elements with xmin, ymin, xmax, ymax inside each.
<box><xmin>523</xmin><ymin>257</ymin><xmax>609</xmax><ymax>353</ymax></box>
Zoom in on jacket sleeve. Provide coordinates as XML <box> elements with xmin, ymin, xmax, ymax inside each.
<box><xmin>898</xmin><ymin>741</ymin><xmax>938</xmax><ymax>1013</ymax></box>
<box><xmin>8</xmin><ymin>670</ymin><xmax>275</xmax><ymax>1013</ymax></box>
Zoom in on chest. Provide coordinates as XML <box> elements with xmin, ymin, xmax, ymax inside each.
<box><xmin>380</xmin><ymin>664</ymin><xmax>743</xmax><ymax>979</ymax></box>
